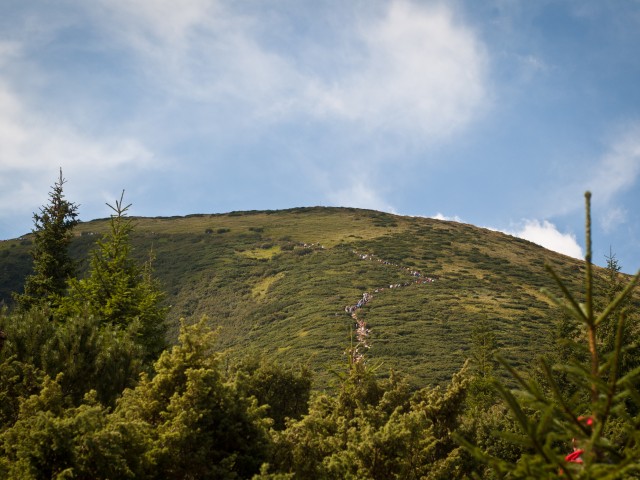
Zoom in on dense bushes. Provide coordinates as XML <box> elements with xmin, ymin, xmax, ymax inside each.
<box><xmin>0</xmin><ymin>310</ymin><xmax>506</xmax><ymax>479</ymax></box>
<box><xmin>0</xmin><ymin>320</ymin><xmax>272</xmax><ymax>479</ymax></box>
<box><xmin>1</xmin><ymin>178</ymin><xmax>639</xmax><ymax>478</ymax></box>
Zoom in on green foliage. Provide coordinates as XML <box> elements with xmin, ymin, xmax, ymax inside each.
<box><xmin>1</xmin><ymin>206</ymin><xmax>604</xmax><ymax>389</ymax></box>
<box><xmin>61</xmin><ymin>192</ymin><xmax>168</xmax><ymax>361</ymax></box>
<box><xmin>0</xmin><ymin>308</ymin><xmax>56</xmax><ymax>367</ymax></box>
<box><xmin>0</xmin><ymin>308</ymin><xmax>143</xmax><ymax>408</ymax></box>
<box><xmin>597</xmin><ymin>249</ymin><xmax>640</xmax><ymax>386</ymax></box>
<box><xmin>0</xmin><ymin>356</ymin><xmax>42</xmax><ymax>432</ymax></box>
<box><xmin>0</xmin><ymin>375</ymin><xmax>149</xmax><ymax>480</ymax></box>
<box><xmin>113</xmin><ymin>317</ymin><xmax>270</xmax><ymax>479</ymax></box>
<box><xmin>460</xmin><ymin>402</ymin><xmax>523</xmax><ymax>476</ymax></box>
<box><xmin>266</xmin><ymin>359</ymin><xmax>477</xmax><ymax>479</ymax></box>
<box><xmin>469</xmin><ymin>315</ymin><xmax>499</xmax><ymax>379</ymax></box>
<box><xmin>4</xmin><ymin>197</ymin><xmax>640</xmax><ymax>478</ymax></box>
<box><xmin>458</xmin><ymin>193</ymin><xmax>640</xmax><ymax>478</ymax></box>
<box><xmin>232</xmin><ymin>356</ymin><xmax>312</xmax><ymax>430</ymax></box>
<box><xmin>2</xmin><ymin>193</ymin><xmax>638</xmax><ymax>478</ymax></box>
<box><xmin>41</xmin><ymin>314</ymin><xmax>144</xmax><ymax>406</ymax></box>
<box><xmin>0</xmin><ymin>318</ymin><xmax>273</xmax><ymax>479</ymax></box>
<box><xmin>0</xmin><ymin>377</ymin><xmax>113</xmax><ymax>479</ymax></box>
<box><xmin>14</xmin><ymin>169</ymin><xmax>79</xmax><ymax>311</ymax></box>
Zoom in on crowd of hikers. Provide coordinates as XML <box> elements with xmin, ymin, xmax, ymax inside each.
<box><xmin>343</xmin><ymin>250</ymin><xmax>437</xmax><ymax>363</ymax></box>
<box><xmin>292</xmin><ymin>242</ymin><xmax>436</xmax><ymax>362</ymax></box>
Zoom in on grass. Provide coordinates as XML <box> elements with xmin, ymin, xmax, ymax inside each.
<box><xmin>1</xmin><ymin>207</ymin><xmax>633</xmax><ymax>390</ymax></box>
<box><xmin>252</xmin><ymin>272</ymin><xmax>286</xmax><ymax>298</ymax></box>
<box><xmin>240</xmin><ymin>245</ymin><xmax>283</xmax><ymax>260</ymax></box>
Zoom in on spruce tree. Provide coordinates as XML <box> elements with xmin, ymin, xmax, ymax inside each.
<box><xmin>598</xmin><ymin>249</ymin><xmax>637</xmax><ymax>359</ymax></box>
<box><xmin>14</xmin><ymin>169</ymin><xmax>79</xmax><ymax>310</ymax></box>
<box><xmin>467</xmin><ymin>315</ymin><xmax>501</xmax><ymax>410</ymax></box>
<box><xmin>112</xmin><ymin>318</ymin><xmax>270</xmax><ymax>479</ymax></box>
<box><xmin>458</xmin><ymin>192</ymin><xmax>640</xmax><ymax>478</ymax></box>
<box><xmin>61</xmin><ymin>191</ymin><xmax>167</xmax><ymax>361</ymax></box>
<box><xmin>469</xmin><ymin>314</ymin><xmax>498</xmax><ymax>379</ymax></box>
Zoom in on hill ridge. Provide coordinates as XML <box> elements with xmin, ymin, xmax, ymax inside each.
<box><xmin>4</xmin><ymin>206</ymin><xmax>633</xmax><ymax>388</ymax></box>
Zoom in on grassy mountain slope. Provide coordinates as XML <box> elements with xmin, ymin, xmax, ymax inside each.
<box><xmin>0</xmin><ymin>207</ymin><xmax>620</xmax><ymax>388</ymax></box>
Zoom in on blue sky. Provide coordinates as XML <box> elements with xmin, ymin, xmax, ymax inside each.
<box><xmin>1</xmin><ymin>0</ymin><xmax>639</xmax><ymax>272</ymax></box>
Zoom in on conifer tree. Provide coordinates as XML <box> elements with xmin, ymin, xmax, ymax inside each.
<box><xmin>458</xmin><ymin>192</ymin><xmax>640</xmax><ymax>478</ymax></box>
<box><xmin>232</xmin><ymin>356</ymin><xmax>312</xmax><ymax>430</ymax></box>
<box><xmin>14</xmin><ymin>169</ymin><xmax>79</xmax><ymax>310</ymax></box>
<box><xmin>62</xmin><ymin>191</ymin><xmax>167</xmax><ymax>361</ymax></box>
<box><xmin>0</xmin><ymin>319</ymin><xmax>272</xmax><ymax>479</ymax></box>
<box><xmin>598</xmin><ymin>249</ymin><xmax>638</xmax><ymax>363</ymax></box>
<box><xmin>469</xmin><ymin>315</ymin><xmax>498</xmax><ymax>379</ymax></box>
<box><xmin>467</xmin><ymin>315</ymin><xmax>501</xmax><ymax>411</ymax></box>
<box><xmin>112</xmin><ymin>317</ymin><xmax>270</xmax><ymax>479</ymax></box>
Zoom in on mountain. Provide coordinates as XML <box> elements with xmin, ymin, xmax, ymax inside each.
<box><xmin>0</xmin><ymin>207</ymin><xmax>619</xmax><ymax>388</ymax></box>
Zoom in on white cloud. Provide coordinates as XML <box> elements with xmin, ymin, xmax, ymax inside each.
<box><xmin>431</xmin><ymin>212</ymin><xmax>463</xmax><ymax>222</ymax></box>
<box><xmin>97</xmin><ymin>0</ymin><xmax>215</xmax><ymax>46</ymax></box>
<box><xmin>89</xmin><ymin>0</ymin><xmax>304</xmax><ymax>111</ymax></box>
<box><xmin>0</xmin><ymin>76</ymin><xmax>154</xmax><ymax>219</ymax></box>
<box><xmin>514</xmin><ymin>53</ymin><xmax>550</xmax><ymax>82</ymax></box>
<box><xmin>310</xmin><ymin>1</ymin><xmax>489</xmax><ymax>138</ymax></box>
<box><xmin>512</xmin><ymin>219</ymin><xmax>583</xmax><ymax>259</ymax></box>
<box><xmin>90</xmin><ymin>0</ymin><xmax>488</xmax><ymax>141</ymax></box>
<box><xmin>567</xmin><ymin>123</ymin><xmax>640</xmax><ymax>233</ymax></box>
<box><xmin>0</xmin><ymin>41</ymin><xmax>21</xmax><ymax>66</ymax></box>
<box><xmin>0</xmin><ymin>0</ymin><xmax>491</xmax><ymax>236</ymax></box>
<box><xmin>521</xmin><ymin>54</ymin><xmax>547</xmax><ymax>72</ymax></box>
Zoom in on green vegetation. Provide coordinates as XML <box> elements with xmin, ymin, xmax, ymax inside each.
<box><xmin>13</xmin><ymin>169</ymin><xmax>79</xmax><ymax>311</ymax></box>
<box><xmin>60</xmin><ymin>192</ymin><xmax>167</xmax><ymax>361</ymax></box>
<box><xmin>458</xmin><ymin>193</ymin><xmax>640</xmax><ymax>478</ymax></box>
<box><xmin>0</xmin><ymin>179</ymin><xmax>639</xmax><ymax>478</ymax></box>
<box><xmin>1</xmin><ymin>202</ymin><xmax>636</xmax><ymax>388</ymax></box>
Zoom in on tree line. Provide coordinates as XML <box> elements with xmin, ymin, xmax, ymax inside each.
<box><xmin>0</xmin><ymin>173</ymin><xmax>639</xmax><ymax>478</ymax></box>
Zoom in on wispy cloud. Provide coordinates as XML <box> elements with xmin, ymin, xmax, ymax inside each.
<box><xmin>90</xmin><ymin>0</ymin><xmax>488</xmax><ymax>141</ymax></box>
<box><xmin>307</xmin><ymin>1</ymin><xmax>488</xmax><ymax>139</ymax></box>
<box><xmin>0</xmin><ymin>75</ymin><xmax>153</xmax><ymax>218</ymax></box>
<box><xmin>579</xmin><ymin>123</ymin><xmax>640</xmax><ymax>233</ymax></box>
<box><xmin>586</xmin><ymin>123</ymin><xmax>640</xmax><ymax>202</ymax></box>
<box><xmin>327</xmin><ymin>179</ymin><xmax>396</xmax><ymax>213</ymax></box>
<box><xmin>600</xmin><ymin>206</ymin><xmax>627</xmax><ymax>233</ymax></box>
<box><xmin>540</xmin><ymin>122</ymin><xmax>640</xmax><ymax>225</ymax></box>
<box><xmin>0</xmin><ymin>0</ymin><xmax>491</xmax><ymax>235</ymax></box>
<box><xmin>91</xmin><ymin>0</ymin><xmax>299</xmax><ymax>110</ymax></box>
<box><xmin>89</xmin><ymin>0</ymin><xmax>490</xmax><ymax>212</ymax></box>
